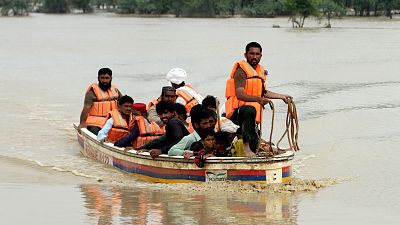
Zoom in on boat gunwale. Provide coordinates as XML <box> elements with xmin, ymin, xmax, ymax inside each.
<box><xmin>75</xmin><ymin>124</ymin><xmax>294</xmax><ymax>164</ymax></box>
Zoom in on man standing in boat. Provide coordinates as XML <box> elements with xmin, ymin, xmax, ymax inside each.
<box><xmin>78</xmin><ymin>68</ymin><xmax>122</xmax><ymax>135</ymax></box>
<box><xmin>225</xmin><ymin>42</ymin><xmax>292</xmax><ymax>157</ymax></box>
<box><xmin>166</xmin><ymin>68</ymin><xmax>204</xmax><ymax>114</ymax></box>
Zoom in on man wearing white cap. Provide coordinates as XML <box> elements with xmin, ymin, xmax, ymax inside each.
<box><xmin>166</xmin><ymin>68</ymin><xmax>204</xmax><ymax>114</ymax></box>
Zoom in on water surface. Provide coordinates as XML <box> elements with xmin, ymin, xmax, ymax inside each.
<box><xmin>0</xmin><ymin>14</ymin><xmax>399</xmax><ymax>224</ymax></box>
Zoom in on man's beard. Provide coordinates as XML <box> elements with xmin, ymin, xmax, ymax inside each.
<box><xmin>99</xmin><ymin>82</ymin><xmax>111</xmax><ymax>91</ymax></box>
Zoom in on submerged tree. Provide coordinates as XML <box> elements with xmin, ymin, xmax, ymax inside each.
<box><xmin>42</xmin><ymin>0</ymin><xmax>69</xmax><ymax>13</ymax></box>
<box><xmin>283</xmin><ymin>0</ymin><xmax>320</xmax><ymax>28</ymax></box>
<box><xmin>319</xmin><ymin>0</ymin><xmax>345</xmax><ymax>27</ymax></box>
<box><xmin>380</xmin><ymin>0</ymin><xmax>400</xmax><ymax>19</ymax></box>
<box><xmin>70</xmin><ymin>0</ymin><xmax>92</xmax><ymax>13</ymax></box>
<box><xmin>0</xmin><ymin>0</ymin><xmax>30</xmax><ymax>16</ymax></box>
<box><xmin>116</xmin><ymin>0</ymin><xmax>136</xmax><ymax>13</ymax></box>
<box><xmin>242</xmin><ymin>0</ymin><xmax>285</xmax><ymax>17</ymax></box>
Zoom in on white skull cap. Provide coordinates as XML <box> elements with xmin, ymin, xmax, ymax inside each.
<box><xmin>166</xmin><ymin>68</ymin><xmax>187</xmax><ymax>85</ymax></box>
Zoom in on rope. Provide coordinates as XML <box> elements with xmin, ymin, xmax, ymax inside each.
<box><xmin>276</xmin><ymin>99</ymin><xmax>300</xmax><ymax>151</ymax></box>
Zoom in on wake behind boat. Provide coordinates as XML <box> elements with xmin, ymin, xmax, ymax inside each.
<box><xmin>75</xmin><ymin>124</ymin><xmax>294</xmax><ymax>184</ymax></box>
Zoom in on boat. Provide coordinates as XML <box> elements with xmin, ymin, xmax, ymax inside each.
<box><xmin>75</xmin><ymin>124</ymin><xmax>294</xmax><ymax>184</ymax></box>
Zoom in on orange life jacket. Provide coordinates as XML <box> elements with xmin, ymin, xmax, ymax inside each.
<box><xmin>176</xmin><ymin>84</ymin><xmax>201</xmax><ymax>113</ymax></box>
<box><xmin>131</xmin><ymin>116</ymin><xmax>164</xmax><ymax>148</ymax></box>
<box><xmin>105</xmin><ymin>109</ymin><xmax>132</xmax><ymax>142</ymax></box>
<box><xmin>86</xmin><ymin>83</ymin><xmax>120</xmax><ymax>128</ymax></box>
<box><xmin>147</xmin><ymin>98</ymin><xmax>160</xmax><ymax>111</ymax></box>
<box><xmin>225</xmin><ymin>60</ymin><xmax>267</xmax><ymax>124</ymax></box>
<box><xmin>185</xmin><ymin>117</ymin><xmax>195</xmax><ymax>133</ymax></box>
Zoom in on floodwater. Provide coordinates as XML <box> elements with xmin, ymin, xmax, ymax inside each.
<box><xmin>1</xmin><ymin>13</ymin><xmax>400</xmax><ymax>224</ymax></box>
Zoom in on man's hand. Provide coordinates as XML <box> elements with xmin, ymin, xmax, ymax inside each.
<box><xmin>183</xmin><ymin>151</ymin><xmax>194</xmax><ymax>159</ymax></box>
<box><xmin>281</xmin><ymin>95</ymin><xmax>292</xmax><ymax>104</ymax></box>
<box><xmin>100</xmin><ymin>138</ymin><xmax>110</xmax><ymax>144</ymax></box>
<box><xmin>77</xmin><ymin>124</ymin><xmax>85</xmax><ymax>134</ymax></box>
<box><xmin>257</xmin><ymin>97</ymin><xmax>271</xmax><ymax>106</ymax></box>
<box><xmin>100</xmin><ymin>138</ymin><xmax>106</xmax><ymax>144</ymax></box>
<box><xmin>149</xmin><ymin>149</ymin><xmax>162</xmax><ymax>159</ymax></box>
<box><xmin>124</xmin><ymin>147</ymin><xmax>133</xmax><ymax>152</ymax></box>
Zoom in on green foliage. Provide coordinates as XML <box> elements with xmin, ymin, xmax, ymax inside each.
<box><xmin>42</xmin><ymin>0</ymin><xmax>69</xmax><ymax>13</ymax></box>
<box><xmin>0</xmin><ymin>0</ymin><xmax>30</xmax><ymax>16</ymax></box>
<box><xmin>2</xmin><ymin>0</ymin><xmax>399</xmax><ymax>20</ymax></box>
<box><xmin>242</xmin><ymin>0</ymin><xmax>285</xmax><ymax>17</ymax></box>
<box><xmin>95</xmin><ymin>0</ymin><xmax>117</xmax><ymax>9</ymax></box>
<box><xmin>117</xmin><ymin>0</ymin><xmax>136</xmax><ymax>13</ymax></box>
<box><xmin>214</xmin><ymin>0</ymin><xmax>240</xmax><ymax>16</ymax></box>
<box><xmin>168</xmin><ymin>0</ymin><xmax>190</xmax><ymax>17</ymax></box>
<box><xmin>70</xmin><ymin>0</ymin><xmax>92</xmax><ymax>13</ymax></box>
<box><xmin>319</xmin><ymin>0</ymin><xmax>345</xmax><ymax>26</ymax></box>
<box><xmin>379</xmin><ymin>0</ymin><xmax>400</xmax><ymax>18</ymax></box>
<box><xmin>283</xmin><ymin>0</ymin><xmax>320</xmax><ymax>27</ymax></box>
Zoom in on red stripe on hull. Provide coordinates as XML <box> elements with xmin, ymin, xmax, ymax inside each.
<box><xmin>114</xmin><ymin>158</ymin><xmax>206</xmax><ymax>176</ymax></box>
<box><xmin>227</xmin><ymin>170</ymin><xmax>266</xmax><ymax>176</ymax></box>
<box><xmin>282</xmin><ymin>166</ymin><xmax>291</xmax><ymax>173</ymax></box>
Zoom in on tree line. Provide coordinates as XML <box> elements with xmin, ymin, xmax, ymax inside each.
<box><xmin>1</xmin><ymin>0</ymin><xmax>400</xmax><ymax>26</ymax></box>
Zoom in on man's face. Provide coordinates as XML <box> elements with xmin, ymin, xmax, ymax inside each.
<box><xmin>203</xmin><ymin>135</ymin><xmax>215</xmax><ymax>149</ymax></box>
<box><xmin>195</xmin><ymin>117</ymin><xmax>215</xmax><ymax>131</ymax></box>
<box><xmin>161</xmin><ymin>91</ymin><xmax>176</xmax><ymax>104</ymax></box>
<box><xmin>158</xmin><ymin>111</ymin><xmax>174</xmax><ymax>124</ymax></box>
<box><xmin>132</xmin><ymin>109</ymin><xmax>142</xmax><ymax>117</ymax></box>
<box><xmin>245</xmin><ymin>47</ymin><xmax>262</xmax><ymax>68</ymax></box>
<box><xmin>98</xmin><ymin>74</ymin><xmax>112</xmax><ymax>91</ymax></box>
<box><xmin>120</xmin><ymin>102</ymin><xmax>132</xmax><ymax>116</ymax></box>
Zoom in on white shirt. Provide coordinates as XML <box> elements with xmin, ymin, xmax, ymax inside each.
<box><xmin>176</xmin><ymin>86</ymin><xmax>204</xmax><ymax>105</ymax></box>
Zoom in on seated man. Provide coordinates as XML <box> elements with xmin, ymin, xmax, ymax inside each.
<box><xmin>166</xmin><ymin>68</ymin><xmax>204</xmax><ymax>114</ymax></box>
<box><xmin>139</xmin><ymin>101</ymin><xmax>190</xmax><ymax>158</ymax></box>
<box><xmin>147</xmin><ymin>86</ymin><xmax>176</xmax><ymax>126</ymax></box>
<box><xmin>135</xmin><ymin>103</ymin><xmax>192</xmax><ymax>152</ymax></box>
<box><xmin>168</xmin><ymin>107</ymin><xmax>216</xmax><ymax>158</ymax></box>
<box><xmin>97</xmin><ymin>95</ymin><xmax>134</xmax><ymax>143</ymax></box>
<box><xmin>174</xmin><ymin>103</ymin><xmax>194</xmax><ymax>133</ymax></box>
<box><xmin>114</xmin><ymin>103</ymin><xmax>163</xmax><ymax>148</ymax></box>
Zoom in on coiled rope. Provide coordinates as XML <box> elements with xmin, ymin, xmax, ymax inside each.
<box><xmin>276</xmin><ymin>99</ymin><xmax>300</xmax><ymax>151</ymax></box>
<box><xmin>260</xmin><ymin>99</ymin><xmax>300</xmax><ymax>155</ymax></box>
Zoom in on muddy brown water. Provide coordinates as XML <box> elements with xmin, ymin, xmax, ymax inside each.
<box><xmin>0</xmin><ymin>14</ymin><xmax>399</xmax><ymax>224</ymax></box>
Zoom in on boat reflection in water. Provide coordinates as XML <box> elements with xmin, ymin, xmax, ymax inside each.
<box><xmin>80</xmin><ymin>184</ymin><xmax>298</xmax><ymax>224</ymax></box>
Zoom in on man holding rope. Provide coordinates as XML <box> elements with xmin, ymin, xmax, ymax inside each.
<box><xmin>225</xmin><ymin>42</ymin><xmax>292</xmax><ymax>157</ymax></box>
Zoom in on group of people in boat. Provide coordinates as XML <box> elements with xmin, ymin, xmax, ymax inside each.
<box><xmin>78</xmin><ymin>42</ymin><xmax>292</xmax><ymax>166</ymax></box>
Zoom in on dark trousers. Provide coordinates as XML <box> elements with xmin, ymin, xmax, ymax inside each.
<box><xmin>87</xmin><ymin>126</ymin><xmax>101</xmax><ymax>135</ymax></box>
<box><xmin>230</xmin><ymin>106</ymin><xmax>258</xmax><ymax>152</ymax></box>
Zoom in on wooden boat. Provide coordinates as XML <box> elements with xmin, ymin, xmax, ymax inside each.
<box><xmin>75</xmin><ymin>124</ymin><xmax>294</xmax><ymax>184</ymax></box>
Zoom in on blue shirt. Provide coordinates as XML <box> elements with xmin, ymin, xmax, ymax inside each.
<box><xmin>97</xmin><ymin>118</ymin><xmax>114</xmax><ymax>141</ymax></box>
<box><xmin>168</xmin><ymin>131</ymin><xmax>201</xmax><ymax>156</ymax></box>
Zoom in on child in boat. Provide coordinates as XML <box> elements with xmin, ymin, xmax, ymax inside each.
<box><xmin>214</xmin><ymin>131</ymin><xmax>232</xmax><ymax>157</ymax></box>
<box><xmin>191</xmin><ymin>128</ymin><xmax>216</xmax><ymax>167</ymax></box>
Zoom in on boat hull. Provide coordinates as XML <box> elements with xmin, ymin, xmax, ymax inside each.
<box><xmin>76</xmin><ymin>126</ymin><xmax>294</xmax><ymax>184</ymax></box>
